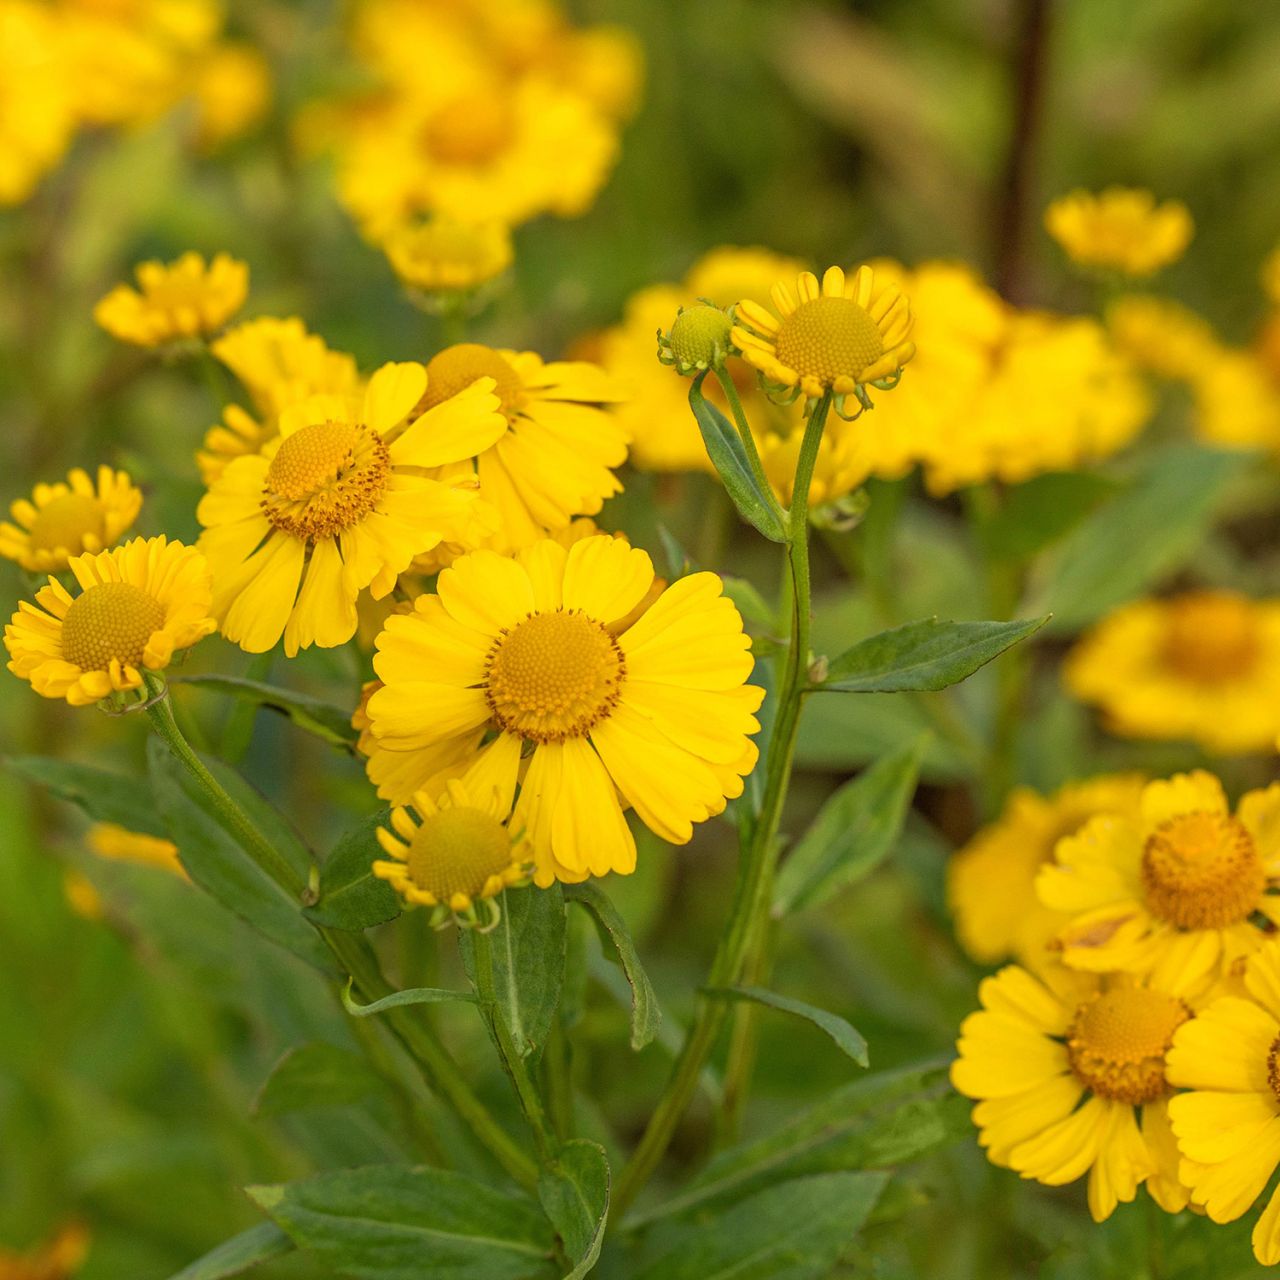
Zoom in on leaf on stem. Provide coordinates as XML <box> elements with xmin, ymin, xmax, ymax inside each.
<box><xmin>341</xmin><ymin>978</ymin><xmax>477</xmax><ymax>1018</ymax></box>
<box><xmin>305</xmin><ymin>809</ymin><xmax>401</xmax><ymax>931</ymax></box>
<box><xmin>703</xmin><ymin>986</ymin><xmax>868</xmax><ymax>1067</ymax></box>
<box><xmin>538</xmin><ymin>1140</ymin><xmax>610</xmax><ymax>1279</ymax></box>
<box><xmin>7</xmin><ymin>754</ymin><xmax>170</xmax><ymax>838</ymax></box>
<box><xmin>170</xmin><ymin>673</ymin><xmax>359</xmax><ymax>750</ymax></box>
<box><xmin>166</xmin><ymin>1223</ymin><xmax>293</xmax><ymax>1280</ymax></box>
<box><xmin>253</xmin><ymin>1042</ymin><xmax>384</xmax><ymax>1116</ymax></box>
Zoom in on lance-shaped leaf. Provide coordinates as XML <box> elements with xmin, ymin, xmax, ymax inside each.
<box><xmin>171</xmin><ymin>673</ymin><xmax>359</xmax><ymax>750</ymax></box>
<box><xmin>689</xmin><ymin>372</ymin><xmax>787</xmax><ymax>543</ymax></box>
<box><xmin>168</xmin><ymin>1223</ymin><xmax>293</xmax><ymax>1279</ymax></box>
<box><xmin>817</xmin><ymin>616</ymin><xmax>1048</xmax><ymax>693</ymax></box>
<box><xmin>564</xmin><ymin>883</ymin><xmax>660</xmax><ymax>1050</ymax></box>
<box><xmin>539</xmin><ymin>1141</ymin><xmax>610</xmax><ymax>1279</ymax></box>
<box><xmin>341</xmin><ymin>979</ymin><xmax>477</xmax><ymax>1018</ymax></box>
<box><xmin>253</xmin><ymin>1042</ymin><xmax>383</xmax><ymax>1117</ymax></box>
<box><xmin>773</xmin><ymin>736</ymin><xmax>924</xmax><ymax>915</ymax></box>
<box><xmin>7</xmin><ymin>754</ymin><xmax>170</xmax><ymax>838</ymax></box>
<box><xmin>305</xmin><ymin>809</ymin><xmax>401</xmax><ymax>931</ymax></box>
<box><xmin>704</xmin><ymin>986</ymin><xmax>868</xmax><ymax>1067</ymax></box>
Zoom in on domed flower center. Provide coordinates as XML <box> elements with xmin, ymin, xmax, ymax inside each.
<box><xmin>668</xmin><ymin>304</ymin><xmax>732</xmax><ymax>367</ymax></box>
<box><xmin>1066</xmin><ymin>986</ymin><xmax>1190</xmax><ymax>1104</ymax></box>
<box><xmin>485</xmin><ymin>609</ymin><xmax>625</xmax><ymax>742</ymax></box>
<box><xmin>262</xmin><ymin>419</ymin><xmax>390</xmax><ymax>541</ymax></box>
<box><xmin>28</xmin><ymin>493</ymin><xmax>106</xmax><ymax>553</ymax></box>
<box><xmin>405</xmin><ymin>807</ymin><xmax>514</xmax><ymax>901</ymax></box>
<box><xmin>1141</xmin><ymin>812</ymin><xmax>1265</xmax><ymax>930</ymax></box>
<box><xmin>61</xmin><ymin>581</ymin><xmax>164</xmax><ymax>672</ymax></box>
<box><xmin>421</xmin><ymin>343</ymin><xmax>525</xmax><ymax>421</ymax></box>
<box><xmin>423</xmin><ymin>91</ymin><xmax>514</xmax><ymax>167</ymax></box>
<box><xmin>1162</xmin><ymin>591</ymin><xmax>1261</xmax><ymax>683</ymax></box>
<box><xmin>774</xmin><ymin>296</ymin><xmax>884</xmax><ymax>387</ymax></box>
<box><xmin>1267</xmin><ymin>1034</ymin><xmax>1280</xmax><ymax>1106</ymax></box>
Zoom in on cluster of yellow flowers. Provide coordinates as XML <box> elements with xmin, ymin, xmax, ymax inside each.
<box><xmin>0</xmin><ymin>0</ymin><xmax>270</xmax><ymax>205</ymax></box>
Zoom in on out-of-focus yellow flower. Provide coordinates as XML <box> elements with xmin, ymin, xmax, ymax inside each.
<box><xmin>191</xmin><ymin>41</ymin><xmax>271</xmax><ymax>150</ymax></box>
<box><xmin>0</xmin><ymin>2</ymin><xmax>76</xmax><ymax>206</ymax></box>
<box><xmin>1046</xmin><ymin>188</ymin><xmax>1193</xmax><ymax>277</ymax></box>
<box><xmin>0</xmin><ymin>1219</ymin><xmax>89</xmax><ymax>1278</ymax></box>
<box><xmin>947</xmin><ymin>775</ymin><xmax>1147</xmax><ymax>971</ymax></box>
<box><xmin>1106</xmin><ymin>294</ymin><xmax>1220</xmax><ymax>382</ymax></box>
<box><xmin>1191</xmin><ymin>350</ymin><xmax>1280</xmax><ymax>452</ymax></box>
<box><xmin>63</xmin><ymin>870</ymin><xmax>104</xmax><ymax>921</ymax></box>
<box><xmin>94</xmin><ymin>252</ymin><xmax>248</xmax><ymax>348</ymax></box>
<box><xmin>1065</xmin><ymin>591</ymin><xmax>1280</xmax><ymax>755</ymax></box>
<box><xmin>87</xmin><ymin>822</ymin><xmax>185</xmax><ymax>877</ymax></box>
<box><xmin>0</xmin><ymin>467</ymin><xmax>142</xmax><ymax>573</ymax></box>
<box><xmin>4</xmin><ymin>536</ymin><xmax>215</xmax><ymax>706</ymax></box>
<box><xmin>1263</xmin><ymin>247</ymin><xmax>1280</xmax><ymax>308</ymax></box>
<box><xmin>758</xmin><ymin>422</ymin><xmax>872</xmax><ymax>509</ymax></box>
<box><xmin>383</xmin><ymin>216</ymin><xmax>512</xmax><ymax>295</ymax></box>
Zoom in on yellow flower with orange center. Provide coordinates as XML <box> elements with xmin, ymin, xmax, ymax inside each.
<box><xmin>1045</xmin><ymin>187</ymin><xmax>1193</xmax><ymax>277</ymax></box>
<box><xmin>94</xmin><ymin>251</ymin><xmax>248</xmax><ymax>348</ymax></box>
<box><xmin>0</xmin><ymin>467</ymin><xmax>142</xmax><ymax>572</ymax></box>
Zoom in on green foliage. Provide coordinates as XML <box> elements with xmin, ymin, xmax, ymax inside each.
<box><xmin>166</xmin><ymin>1224</ymin><xmax>294</xmax><ymax>1280</ymax></box>
<box><xmin>704</xmin><ymin>985</ymin><xmax>869</xmax><ymax>1066</ymax></box>
<box><xmin>171</xmin><ymin>675</ymin><xmax>360</xmax><ymax>750</ymax></box>
<box><xmin>253</xmin><ymin>1043</ymin><xmax>383</xmax><ymax>1117</ymax></box>
<box><xmin>538</xmin><ymin>1141</ymin><xmax>611</xmax><ymax>1279</ymax></box>
<box><xmin>6</xmin><ymin>753</ymin><xmax>171</xmax><ymax>837</ymax></box>
<box><xmin>304</xmin><ymin>809</ymin><xmax>401</xmax><ymax>931</ymax></box>
<box><xmin>339</xmin><ymin>980</ymin><xmax>477</xmax><ymax>1018</ymax></box>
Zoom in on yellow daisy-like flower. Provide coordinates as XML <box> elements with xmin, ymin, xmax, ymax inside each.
<box><xmin>1064</xmin><ymin>591</ymin><xmax>1280</xmax><ymax>755</ymax></box>
<box><xmin>197</xmin><ymin>362</ymin><xmax>505</xmax><ymax>657</ymax></box>
<box><xmin>756</xmin><ymin>421</ymin><xmax>872</xmax><ymax>510</ymax></box>
<box><xmin>383</xmin><ymin>216</ymin><xmax>513</xmax><ymax>295</ymax></box>
<box><xmin>732</xmin><ymin>265</ymin><xmax>915</xmax><ymax>417</ymax></box>
<box><xmin>1190</xmin><ymin>350</ymin><xmax>1280</xmax><ymax>453</ymax></box>
<box><xmin>373</xmin><ymin>777</ymin><xmax>530</xmax><ymax>927</ymax></box>
<box><xmin>190</xmin><ymin>41</ymin><xmax>271</xmax><ymax>151</ymax></box>
<box><xmin>366</xmin><ymin>534</ymin><xmax>763</xmax><ymax>886</ymax></box>
<box><xmin>1166</xmin><ymin>941</ymin><xmax>1280</xmax><ymax>1266</ymax></box>
<box><xmin>0</xmin><ymin>467</ymin><xmax>142</xmax><ymax>573</ymax></box>
<box><xmin>414</xmin><ymin>344</ymin><xmax>626</xmax><ymax>553</ymax></box>
<box><xmin>952</xmin><ymin>963</ymin><xmax>1193</xmax><ymax>1222</ymax></box>
<box><xmin>87</xmin><ymin>822</ymin><xmax>185</xmax><ymax>878</ymax></box>
<box><xmin>0</xmin><ymin>1220</ymin><xmax>89</xmax><ymax>1279</ymax></box>
<box><xmin>1045</xmin><ymin>188</ymin><xmax>1193</xmax><ymax>277</ymax></box>
<box><xmin>947</xmin><ymin>775</ymin><xmax>1147</xmax><ymax>971</ymax></box>
<box><xmin>93</xmin><ymin>251</ymin><xmax>248</xmax><ymax>348</ymax></box>
<box><xmin>4</xmin><ymin>536</ymin><xmax>215</xmax><ymax>706</ymax></box>
<box><xmin>1105</xmin><ymin>294</ymin><xmax>1221</xmax><ymax>382</ymax></box>
<box><xmin>1037</xmin><ymin>772</ymin><xmax>1280</xmax><ymax>991</ymax></box>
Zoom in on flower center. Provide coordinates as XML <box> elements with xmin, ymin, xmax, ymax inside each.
<box><xmin>27</xmin><ymin>492</ymin><xmax>106</xmax><ymax>553</ymax></box>
<box><xmin>61</xmin><ymin>581</ymin><xmax>165</xmax><ymax>672</ymax></box>
<box><xmin>774</xmin><ymin>296</ymin><xmax>884</xmax><ymax>387</ymax></box>
<box><xmin>1141</xmin><ymin>812</ymin><xmax>1265</xmax><ymax>930</ymax></box>
<box><xmin>405</xmin><ymin>807</ymin><xmax>514</xmax><ymax>901</ymax></box>
<box><xmin>262</xmin><ymin>419</ymin><xmax>390</xmax><ymax>541</ymax></box>
<box><xmin>485</xmin><ymin>609</ymin><xmax>625</xmax><ymax>742</ymax></box>
<box><xmin>421</xmin><ymin>343</ymin><xmax>525</xmax><ymax>421</ymax></box>
<box><xmin>422</xmin><ymin>91</ymin><xmax>515</xmax><ymax>167</ymax></box>
<box><xmin>1066</xmin><ymin>986</ymin><xmax>1190</xmax><ymax>1104</ymax></box>
<box><xmin>1268</xmin><ymin>1034</ymin><xmax>1280</xmax><ymax>1106</ymax></box>
<box><xmin>1161</xmin><ymin>591</ymin><xmax>1261</xmax><ymax>684</ymax></box>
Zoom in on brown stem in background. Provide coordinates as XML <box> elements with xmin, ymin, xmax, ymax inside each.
<box><xmin>993</xmin><ymin>0</ymin><xmax>1053</xmax><ymax>304</ymax></box>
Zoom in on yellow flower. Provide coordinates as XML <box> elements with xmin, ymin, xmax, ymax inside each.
<box><xmin>191</xmin><ymin>41</ymin><xmax>271</xmax><ymax>150</ymax></box>
<box><xmin>87</xmin><ymin>822</ymin><xmax>185</xmax><ymax>877</ymax></box>
<box><xmin>757</xmin><ymin>422</ymin><xmax>872</xmax><ymax>510</ymax></box>
<box><xmin>0</xmin><ymin>1220</ymin><xmax>89</xmax><ymax>1279</ymax></box>
<box><xmin>366</xmin><ymin>534</ymin><xmax>763</xmax><ymax>885</ymax></box>
<box><xmin>63</xmin><ymin>869</ymin><xmax>104</xmax><ymax>921</ymax></box>
<box><xmin>373</xmin><ymin>777</ymin><xmax>530</xmax><ymax>927</ymax></box>
<box><xmin>94</xmin><ymin>251</ymin><xmax>248</xmax><ymax>348</ymax></box>
<box><xmin>1191</xmin><ymin>350</ymin><xmax>1280</xmax><ymax>452</ymax></box>
<box><xmin>732</xmin><ymin>265</ymin><xmax>915</xmax><ymax>417</ymax></box>
<box><xmin>947</xmin><ymin>775</ymin><xmax>1147</xmax><ymax>970</ymax></box>
<box><xmin>1106</xmin><ymin>294</ymin><xmax>1221</xmax><ymax>382</ymax></box>
<box><xmin>415</xmin><ymin>343</ymin><xmax>626</xmax><ymax>552</ymax></box>
<box><xmin>383</xmin><ymin>216</ymin><xmax>513</xmax><ymax>294</ymax></box>
<box><xmin>196</xmin><ymin>362</ymin><xmax>506</xmax><ymax>656</ymax></box>
<box><xmin>1065</xmin><ymin>591</ymin><xmax>1280</xmax><ymax>755</ymax></box>
<box><xmin>1166</xmin><ymin>941</ymin><xmax>1280</xmax><ymax>1265</ymax></box>
<box><xmin>0</xmin><ymin>467</ymin><xmax>142</xmax><ymax>573</ymax></box>
<box><xmin>1046</xmin><ymin>188</ymin><xmax>1193</xmax><ymax>277</ymax></box>
<box><xmin>1037</xmin><ymin>772</ymin><xmax>1280</xmax><ymax>990</ymax></box>
<box><xmin>4</xmin><ymin>536</ymin><xmax>215</xmax><ymax>706</ymax></box>
<box><xmin>952</xmin><ymin>964</ymin><xmax>1192</xmax><ymax>1221</ymax></box>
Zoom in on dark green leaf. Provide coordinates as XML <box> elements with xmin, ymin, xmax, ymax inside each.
<box><xmin>460</xmin><ymin>886</ymin><xmax>566</xmax><ymax>1058</ymax></box>
<box><xmin>704</xmin><ymin>986</ymin><xmax>868</xmax><ymax>1066</ymax></box>
<box><xmin>538</xmin><ymin>1141</ymin><xmax>609</xmax><ymax>1280</ymax></box>
<box><xmin>564</xmin><ymin>883</ymin><xmax>660</xmax><ymax>1050</ymax></box>
<box><xmin>819</xmin><ymin>616</ymin><xmax>1048</xmax><ymax>693</ymax></box>
<box><xmin>305</xmin><ymin>809</ymin><xmax>401</xmax><ymax>931</ymax></box>
<box><xmin>630</xmin><ymin>1171</ymin><xmax>886</xmax><ymax>1280</ymax></box>
<box><xmin>171</xmin><ymin>674</ymin><xmax>358</xmax><ymax>749</ymax></box>
<box><xmin>720</xmin><ymin>577</ymin><xmax>777</xmax><ymax>633</ymax></box>
<box><xmin>253</xmin><ymin>1042</ymin><xmax>383</xmax><ymax>1117</ymax></box>
<box><xmin>247</xmin><ymin>1165</ymin><xmax>555</xmax><ymax>1279</ymax></box>
<box><xmin>977</xmin><ymin>471</ymin><xmax>1117</xmax><ymax>562</ymax></box>
<box><xmin>168</xmin><ymin>1223</ymin><xmax>293</xmax><ymax>1279</ymax></box>
<box><xmin>655</xmin><ymin>524</ymin><xmax>691</xmax><ymax>579</ymax></box>
<box><xmin>6</xmin><ymin>754</ymin><xmax>169</xmax><ymax>838</ymax></box>
<box><xmin>341</xmin><ymin>978</ymin><xmax>476</xmax><ymax>1018</ymax></box>
<box><xmin>688</xmin><ymin>372</ymin><xmax>787</xmax><ymax>543</ymax></box>
<box><xmin>773</xmin><ymin>737</ymin><xmax>924</xmax><ymax>914</ymax></box>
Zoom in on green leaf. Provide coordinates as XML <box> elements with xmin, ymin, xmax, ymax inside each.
<box><xmin>977</xmin><ymin>471</ymin><xmax>1117</xmax><ymax>562</ymax></box>
<box><xmin>564</xmin><ymin>883</ymin><xmax>661</xmax><ymax>1050</ymax></box>
<box><xmin>168</xmin><ymin>1223</ymin><xmax>293</xmax><ymax>1279</ymax></box>
<box><xmin>688</xmin><ymin>372</ymin><xmax>787</xmax><ymax>543</ymax></box>
<box><xmin>253</xmin><ymin>1042</ymin><xmax>383</xmax><ymax>1117</ymax></box>
<box><xmin>1026</xmin><ymin>444</ymin><xmax>1245</xmax><ymax>633</ymax></box>
<box><xmin>341</xmin><ymin>978</ymin><xmax>477</xmax><ymax>1017</ymax></box>
<box><xmin>630</xmin><ymin>1171</ymin><xmax>886</xmax><ymax>1280</ymax></box>
<box><xmin>704</xmin><ymin>986</ymin><xmax>868</xmax><ymax>1067</ymax></box>
<box><xmin>819</xmin><ymin>616</ymin><xmax>1048</xmax><ymax>693</ymax></box>
<box><xmin>773</xmin><ymin>737</ymin><xmax>924</xmax><ymax>914</ymax></box>
<box><xmin>720</xmin><ymin>577</ymin><xmax>778</xmax><ymax>633</ymax></box>
<box><xmin>171</xmin><ymin>674</ymin><xmax>358</xmax><ymax>749</ymax></box>
<box><xmin>304</xmin><ymin>809</ymin><xmax>401</xmax><ymax>931</ymax></box>
<box><xmin>6</xmin><ymin>755</ymin><xmax>169</xmax><ymax>838</ymax></box>
<box><xmin>538</xmin><ymin>1141</ymin><xmax>609</xmax><ymax>1279</ymax></box>
<box><xmin>247</xmin><ymin>1165</ymin><xmax>556</xmax><ymax>1279</ymax></box>
<box><xmin>460</xmin><ymin>886</ymin><xmax>566</xmax><ymax>1058</ymax></box>
<box><xmin>146</xmin><ymin>738</ymin><xmax>333</xmax><ymax>973</ymax></box>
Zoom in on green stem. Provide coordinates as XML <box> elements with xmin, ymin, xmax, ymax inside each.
<box><xmin>713</xmin><ymin>366</ymin><xmax>780</xmax><ymax>518</ymax></box>
<box><xmin>612</xmin><ymin>393</ymin><xmax>832</xmax><ymax>1217</ymax></box>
